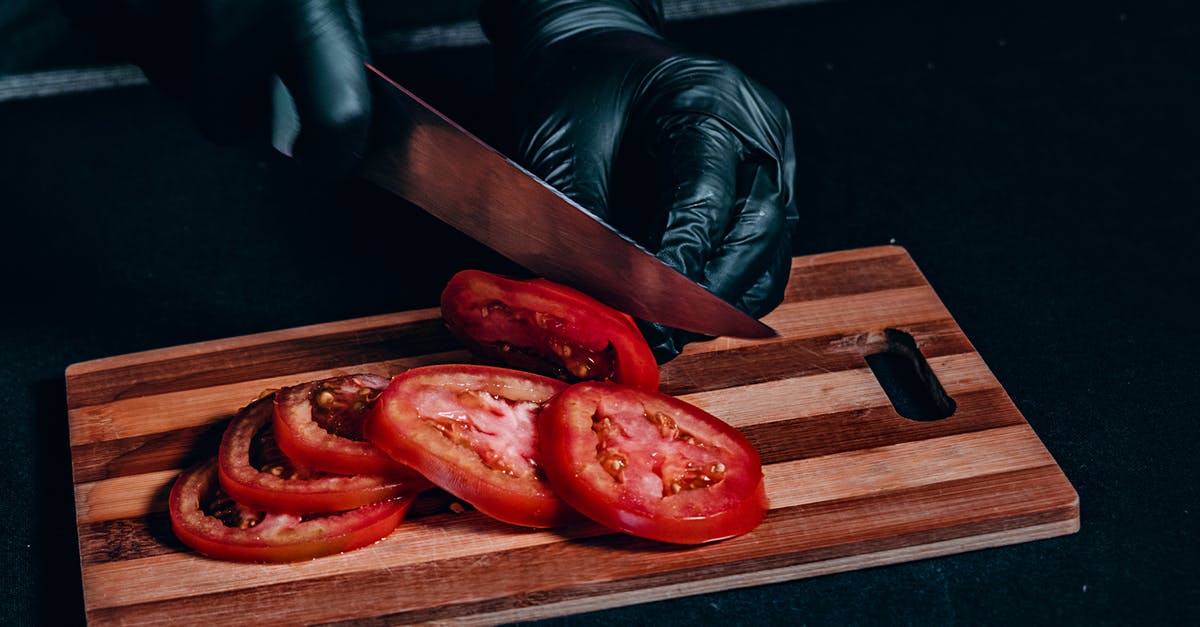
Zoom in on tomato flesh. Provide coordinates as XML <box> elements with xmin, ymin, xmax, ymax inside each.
<box><xmin>539</xmin><ymin>382</ymin><xmax>767</xmax><ymax>544</ymax></box>
<box><xmin>272</xmin><ymin>374</ymin><xmax>417</xmax><ymax>478</ymax></box>
<box><xmin>440</xmin><ymin>270</ymin><xmax>660</xmax><ymax>390</ymax></box>
<box><xmin>218</xmin><ymin>395</ymin><xmax>429</xmax><ymax>513</ymax></box>
<box><xmin>169</xmin><ymin>459</ymin><xmax>413</xmax><ymax>562</ymax></box>
<box><xmin>365</xmin><ymin>364</ymin><xmax>574</xmax><ymax>528</ymax></box>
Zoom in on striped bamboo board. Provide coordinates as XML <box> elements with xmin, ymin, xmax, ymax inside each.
<box><xmin>66</xmin><ymin>245</ymin><xmax>1078</xmax><ymax>625</ymax></box>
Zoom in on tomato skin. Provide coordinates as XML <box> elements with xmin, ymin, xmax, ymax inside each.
<box><xmin>169</xmin><ymin>459</ymin><xmax>413</xmax><ymax>563</ymax></box>
<box><xmin>272</xmin><ymin>374</ymin><xmax>418</xmax><ymax>478</ymax></box>
<box><xmin>218</xmin><ymin>395</ymin><xmax>429</xmax><ymax>513</ymax></box>
<box><xmin>439</xmin><ymin>270</ymin><xmax>660</xmax><ymax>390</ymax></box>
<box><xmin>538</xmin><ymin>382</ymin><xmax>767</xmax><ymax>544</ymax></box>
<box><xmin>365</xmin><ymin>364</ymin><xmax>575</xmax><ymax>528</ymax></box>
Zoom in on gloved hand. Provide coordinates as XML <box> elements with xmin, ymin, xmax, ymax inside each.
<box><xmin>480</xmin><ymin>0</ymin><xmax>798</xmax><ymax>361</ymax></box>
<box><xmin>59</xmin><ymin>0</ymin><xmax>371</xmax><ymax>179</ymax></box>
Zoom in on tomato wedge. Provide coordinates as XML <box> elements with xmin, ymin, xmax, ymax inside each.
<box><xmin>538</xmin><ymin>382</ymin><xmax>767</xmax><ymax>544</ymax></box>
<box><xmin>365</xmin><ymin>364</ymin><xmax>574</xmax><ymax>528</ymax></box>
<box><xmin>272</xmin><ymin>374</ymin><xmax>416</xmax><ymax>478</ymax></box>
<box><xmin>439</xmin><ymin>270</ymin><xmax>659</xmax><ymax>390</ymax></box>
<box><xmin>218</xmin><ymin>395</ymin><xmax>429</xmax><ymax>513</ymax></box>
<box><xmin>169</xmin><ymin>459</ymin><xmax>413</xmax><ymax>562</ymax></box>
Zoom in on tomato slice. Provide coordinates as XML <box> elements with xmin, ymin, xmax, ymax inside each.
<box><xmin>272</xmin><ymin>373</ymin><xmax>417</xmax><ymax>478</ymax></box>
<box><xmin>169</xmin><ymin>459</ymin><xmax>413</xmax><ymax>562</ymax></box>
<box><xmin>365</xmin><ymin>364</ymin><xmax>575</xmax><ymax>528</ymax></box>
<box><xmin>538</xmin><ymin>382</ymin><xmax>767</xmax><ymax>544</ymax></box>
<box><xmin>218</xmin><ymin>395</ymin><xmax>429</xmax><ymax>513</ymax></box>
<box><xmin>439</xmin><ymin>270</ymin><xmax>660</xmax><ymax>390</ymax></box>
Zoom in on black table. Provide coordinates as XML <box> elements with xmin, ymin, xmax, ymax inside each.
<box><xmin>3</xmin><ymin>0</ymin><xmax>1197</xmax><ymax>624</ymax></box>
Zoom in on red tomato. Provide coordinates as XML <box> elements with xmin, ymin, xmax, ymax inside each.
<box><xmin>364</xmin><ymin>364</ymin><xmax>575</xmax><ymax>528</ymax></box>
<box><xmin>538</xmin><ymin>382</ymin><xmax>767</xmax><ymax>544</ymax></box>
<box><xmin>439</xmin><ymin>270</ymin><xmax>660</xmax><ymax>390</ymax></box>
<box><xmin>169</xmin><ymin>459</ymin><xmax>413</xmax><ymax>562</ymax></box>
<box><xmin>218</xmin><ymin>395</ymin><xmax>430</xmax><ymax>513</ymax></box>
<box><xmin>272</xmin><ymin>374</ymin><xmax>417</xmax><ymax>478</ymax></box>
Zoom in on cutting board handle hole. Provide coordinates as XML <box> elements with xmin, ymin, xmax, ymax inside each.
<box><xmin>865</xmin><ymin>328</ymin><xmax>957</xmax><ymax>421</ymax></box>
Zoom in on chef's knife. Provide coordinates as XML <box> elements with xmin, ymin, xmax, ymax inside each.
<box><xmin>272</xmin><ymin>65</ymin><xmax>776</xmax><ymax>339</ymax></box>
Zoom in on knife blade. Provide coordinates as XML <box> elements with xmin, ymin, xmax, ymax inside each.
<box><xmin>273</xmin><ymin>65</ymin><xmax>776</xmax><ymax>339</ymax></box>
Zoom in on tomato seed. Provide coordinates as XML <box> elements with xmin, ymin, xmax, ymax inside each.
<box><xmin>315</xmin><ymin>390</ymin><xmax>336</xmax><ymax>409</ymax></box>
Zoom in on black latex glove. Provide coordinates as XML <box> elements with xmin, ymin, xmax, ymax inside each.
<box><xmin>59</xmin><ymin>0</ymin><xmax>371</xmax><ymax>179</ymax></box>
<box><xmin>480</xmin><ymin>0</ymin><xmax>798</xmax><ymax>362</ymax></box>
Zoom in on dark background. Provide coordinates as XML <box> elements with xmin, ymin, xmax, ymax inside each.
<box><xmin>2</xmin><ymin>0</ymin><xmax>1198</xmax><ymax>624</ymax></box>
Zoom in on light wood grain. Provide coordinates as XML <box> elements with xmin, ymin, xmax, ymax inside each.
<box><xmin>66</xmin><ymin>246</ymin><xmax>1078</xmax><ymax>625</ymax></box>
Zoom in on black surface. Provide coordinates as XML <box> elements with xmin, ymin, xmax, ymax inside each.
<box><xmin>3</xmin><ymin>0</ymin><xmax>1198</xmax><ymax>624</ymax></box>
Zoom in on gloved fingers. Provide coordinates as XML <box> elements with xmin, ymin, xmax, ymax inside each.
<box><xmin>504</xmin><ymin>30</ymin><xmax>666</xmax><ymax>219</ymax></box>
<box><xmin>514</xmin><ymin>84</ymin><xmax>631</xmax><ymax>220</ymax></box>
<box><xmin>638</xmin><ymin>159</ymin><xmax>791</xmax><ymax>362</ymax></box>
<box><xmin>637</xmin><ymin>219</ymin><xmax>790</xmax><ymax>364</ymax></box>
<box><xmin>636</xmin><ymin>55</ymin><xmax>797</xmax><ymax>221</ymax></box>
<box><xmin>649</xmin><ymin>113</ymin><xmax>741</xmax><ymax>280</ymax></box>
<box><xmin>515</xmin><ymin>111</ymin><xmax>614</xmax><ymax>220</ymax></box>
<box><xmin>731</xmin><ymin>220</ymin><xmax>794</xmax><ymax>318</ymax></box>
<box><xmin>277</xmin><ymin>0</ymin><xmax>372</xmax><ymax>180</ymax></box>
<box><xmin>699</xmin><ymin>160</ymin><xmax>792</xmax><ymax>307</ymax></box>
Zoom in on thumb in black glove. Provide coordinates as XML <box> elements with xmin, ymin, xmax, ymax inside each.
<box><xmin>59</xmin><ymin>0</ymin><xmax>371</xmax><ymax>179</ymax></box>
<box><xmin>481</xmin><ymin>0</ymin><xmax>798</xmax><ymax>362</ymax></box>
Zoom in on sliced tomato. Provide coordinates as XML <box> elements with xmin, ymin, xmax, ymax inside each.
<box><xmin>272</xmin><ymin>373</ymin><xmax>417</xmax><ymax>478</ymax></box>
<box><xmin>218</xmin><ymin>395</ymin><xmax>429</xmax><ymax>513</ymax></box>
<box><xmin>439</xmin><ymin>270</ymin><xmax>660</xmax><ymax>390</ymax></box>
<box><xmin>364</xmin><ymin>364</ymin><xmax>574</xmax><ymax>528</ymax></box>
<box><xmin>538</xmin><ymin>381</ymin><xmax>767</xmax><ymax>544</ymax></box>
<box><xmin>169</xmin><ymin>459</ymin><xmax>413</xmax><ymax>562</ymax></box>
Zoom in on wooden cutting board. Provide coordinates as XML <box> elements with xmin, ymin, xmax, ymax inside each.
<box><xmin>66</xmin><ymin>245</ymin><xmax>1078</xmax><ymax>625</ymax></box>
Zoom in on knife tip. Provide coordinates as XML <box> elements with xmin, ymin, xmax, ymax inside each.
<box><xmin>720</xmin><ymin>318</ymin><xmax>778</xmax><ymax>340</ymax></box>
<box><xmin>750</xmin><ymin>321</ymin><xmax>780</xmax><ymax>339</ymax></box>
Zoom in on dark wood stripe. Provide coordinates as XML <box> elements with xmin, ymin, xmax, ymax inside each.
<box><xmin>764</xmin><ymin>465</ymin><xmax>1078</xmax><ymax>554</ymax></box>
<box><xmin>745</xmin><ymin>386</ymin><xmax>1026</xmax><ymax>466</ymax></box>
<box><xmin>780</xmin><ymin>248</ymin><xmax>927</xmax><ymax>303</ymax></box>
<box><xmin>660</xmin><ymin>317</ymin><xmax>974</xmax><ymax>396</ymax></box>
<box><xmin>70</xmin><ymin>421</ymin><xmax>230</xmax><ymax>484</ymax></box>
<box><xmin>86</xmin><ymin>465</ymin><xmax>1075</xmax><ymax>625</ymax></box>
<box><xmin>65</xmin><ymin>318</ymin><xmax>454</xmax><ymax>409</ymax></box>
<box><xmin>78</xmin><ymin>513</ymin><xmax>183</xmax><ymax>565</ymax></box>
